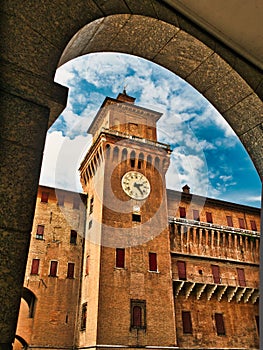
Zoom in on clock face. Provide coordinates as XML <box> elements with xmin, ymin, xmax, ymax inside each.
<box><xmin>121</xmin><ymin>171</ymin><xmax>151</xmax><ymax>200</ymax></box>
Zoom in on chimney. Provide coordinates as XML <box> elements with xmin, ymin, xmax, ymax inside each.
<box><xmin>182</xmin><ymin>184</ymin><xmax>190</xmax><ymax>194</ymax></box>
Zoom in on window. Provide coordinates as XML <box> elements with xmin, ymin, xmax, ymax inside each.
<box><xmin>73</xmin><ymin>197</ymin><xmax>80</xmax><ymax>209</ymax></box>
<box><xmin>116</xmin><ymin>248</ymin><xmax>125</xmax><ymax>268</ymax></box>
<box><xmin>177</xmin><ymin>260</ymin><xmax>186</xmax><ymax>280</ymax></box>
<box><xmin>206</xmin><ymin>212</ymin><xmax>213</xmax><ymax>223</ymax></box>
<box><xmin>237</xmin><ymin>268</ymin><xmax>246</xmax><ymax>286</ymax></box>
<box><xmin>49</xmin><ymin>261</ymin><xmax>58</xmax><ymax>277</ymax></box>
<box><xmin>238</xmin><ymin>218</ymin><xmax>245</xmax><ymax>229</ymax></box>
<box><xmin>149</xmin><ymin>252</ymin><xmax>157</xmax><ymax>272</ymax></box>
<box><xmin>86</xmin><ymin>256</ymin><xmax>90</xmax><ymax>275</ymax></box>
<box><xmin>80</xmin><ymin>302</ymin><xmax>87</xmax><ymax>330</ymax></box>
<box><xmin>130</xmin><ymin>158</ymin><xmax>135</xmax><ymax>167</ymax></box>
<box><xmin>226</xmin><ymin>215</ymin><xmax>233</xmax><ymax>227</ymax></box>
<box><xmin>57</xmin><ymin>194</ymin><xmax>64</xmax><ymax>207</ymax></box>
<box><xmin>182</xmin><ymin>311</ymin><xmax>192</xmax><ymax>334</ymax></box>
<box><xmin>250</xmin><ymin>220</ymin><xmax>257</xmax><ymax>231</ymax></box>
<box><xmin>193</xmin><ymin>209</ymin><xmax>200</xmax><ymax>221</ymax></box>
<box><xmin>211</xmin><ymin>265</ymin><xmax>221</xmax><ymax>284</ymax></box>
<box><xmin>36</xmin><ymin>225</ymin><xmax>44</xmax><ymax>240</ymax></box>
<box><xmin>138</xmin><ymin>160</ymin><xmax>142</xmax><ymax>169</ymax></box>
<box><xmin>41</xmin><ymin>191</ymin><xmax>49</xmax><ymax>203</ymax></box>
<box><xmin>31</xmin><ymin>259</ymin><xmax>40</xmax><ymax>275</ymax></box>
<box><xmin>215</xmin><ymin>313</ymin><xmax>225</xmax><ymax>335</ymax></box>
<box><xmin>67</xmin><ymin>263</ymin><xmax>75</xmax><ymax>279</ymax></box>
<box><xmin>132</xmin><ymin>213</ymin><xmax>141</xmax><ymax>222</ymax></box>
<box><xmin>70</xmin><ymin>230</ymin><xmax>77</xmax><ymax>244</ymax></box>
<box><xmin>89</xmin><ymin>197</ymin><xmax>94</xmax><ymax>214</ymax></box>
<box><xmin>130</xmin><ymin>300</ymin><xmax>146</xmax><ymax>329</ymax></box>
<box><xmin>179</xmin><ymin>207</ymin><xmax>186</xmax><ymax>218</ymax></box>
<box><xmin>88</xmin><ymin>220</ymin><xmax>92</xmax><ymax>229</ymax></box>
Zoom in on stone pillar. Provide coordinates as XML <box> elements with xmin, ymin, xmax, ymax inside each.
<box><xmin>0</xmin><ymin>75</ymin><xmax>67</xmax><ymax>346</ymax></box>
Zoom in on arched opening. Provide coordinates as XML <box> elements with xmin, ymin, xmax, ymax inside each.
<box><xmin>21</xmin><ymin>288</ymin><xmax>37</xmax><ymax>318</ymax></box>
<box><xmin>13</xmin><ymin>335</ymin><xmax>28</xmax><ymax>350</ymax></box>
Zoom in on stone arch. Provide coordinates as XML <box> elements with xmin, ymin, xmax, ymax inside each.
<box><xmin>21</xmin><ymin>287</ymin><xmax>37</xmax><ymax>318</ymax></box>
<box><xmin>14</xmin><ymin>335</ymin><xmax>28</xmax><ymax>349</ymax></box>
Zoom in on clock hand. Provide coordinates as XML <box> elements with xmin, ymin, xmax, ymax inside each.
<box><xmin>133</xmin><ymin>182</ymin><xmax>144</xmax><ymax>195</ymax></box>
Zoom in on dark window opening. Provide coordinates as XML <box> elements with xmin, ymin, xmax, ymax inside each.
<box><xmin>130</xmin><ymin>158</ymin><xmax>135</xmax><ymax>167</ymax></box>
<box><xmin>89</xmin><ymin>197</ymin><xmax>94</xmax><ymax>214</ymax></box>
<box><xmin>31</xmin><ymin>259</ymin><xmax>40</xmax><ymax>275</ymax></box>
<box><xmin>49</xmin><ymin>261</ymin><xmax>58</xmax><ymax>277</ymax></box>
<box><xmin>193</xmin><ymin>209</ymin><xmax>200</xmax><ymax>221</ymax></box>
<box><xmin>177</xmin><ymin>260</ymin><xmax>186</xmax><ymax>280</ymax></box>
<box><xmin>215</xmin><ymin>313</ymin><xmax>226</xmax><ymax>335</ymax></box>
<box><xmin>226</xmin><ymin>215</ymin><xmax>233</xmax><ymax>227</ymax></box>
<box><xmin>130</xmin><ymin>300</ymin><xmax>146</xmax><ymax>330</ymax></box>
<box><xmin>149</xmin><ymin>252</ymin><xmax>157</xmax><ymax>272</ymax></box>
<box><xmin>182</xmin><ymin>311</ymin><xmax>193</xmax><ymax>334</ymax></box>
<box><xmin>41</xmin><ymin>191</ymin><xmax>49</xmax><ymax>203</ymax></box>
<box><xmin>179</xmin><ymin>207</ymin><xmax>186</xmax><ymax>218</ymax></box>
<box><xmin>67</xmin><ymin>262</ymin><xmax>75</xmax><ymax>279</ymax></box>
<box><xmin>138</xmin><ymin>160</ymin><xmax>142</xmax><ymax>169</ymax></box>
<box><xmin>81</xmin><ymin>302</ymin><xmax>87</xmax><ymax>330</ymax></box>
<box><xmin>88</xmin><ymin>220</ymin><xmax>92</xmax><ymax>229</ymax></box>
<box><xmin>250</xmin><ymin>220</ymin><xmax>257</xmax><ymax>231</ymax></box>
<box><xmin>132</xmin><ymin>213</ymin><xmax>141</xmax><ymax>222</ymax></box>
<box><xmin>206</xmin><ymin>212</ymin><xmax>213</xmax><ymax>223</ymax></box>
<box><xmin>238</xmin><ymin>217</ymin><xmax>246</xmax><ymax>229</ymax></box>
<box><xmin>70</xmin><ymin>230</ymin><xmax>77</xmax><ymax>244</ymax></box>
<box><xmin>211</xmin><ymin>264</ymin><xmax>221</xmax><ymax>284</ymax></box>
<box><xmin>36</xmin><ymin>225</ymin><xmax>44</xmax><ymax>240</ymax></box>
<box><xmin>116</xmin><ymin>248</ymin><xmax>125</xmax><ymax>268</ymax></box>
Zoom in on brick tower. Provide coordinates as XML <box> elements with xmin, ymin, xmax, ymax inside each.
<box><xmin>78</xmin><ymin>91</ymin><xmax>177</xmax><ymax>349</ymax></box>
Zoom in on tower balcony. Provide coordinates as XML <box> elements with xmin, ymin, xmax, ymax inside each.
<box><xmin>172</xmin><ymin>273</ymin><xmax>259</xmax><ymax>304</ymax></box>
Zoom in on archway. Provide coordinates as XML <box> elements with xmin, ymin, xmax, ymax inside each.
<box><xmin>0</xmin><ymin>2</ymin><xmax>262</xmax><ymax>347</ymax></box>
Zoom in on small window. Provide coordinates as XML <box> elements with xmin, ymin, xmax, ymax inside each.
<box><xmin>179</xmin><ymin>207</ymin><xmax>186</xmax><ymax>218</ymax></box>
<box><xmin>116</xmin><ymin>248</ymin><xmax>125</xmax><ymax>268</ymax></box>
<box><xmin>226</xmin><ymin>215</ymin><xmax>233</xmax><ymax>227</ymax></box>
<box><xmin>149</xmin><ymin>252</ymin><xmax>157</xmax><ymax>272</ymax></box>
<box><xmin>41</xmin><ymin>191</ymin><xmax>49</xmax><ymax>203</ymax></box>
<box><xmin>250</xmin><ymin>220</ymin><xmax>257</xmax><ymax>231</ymax></box>
<box><xmin>238</xmin><ymin>218</ymin><xmax>245</xmax><ymax>229</ymax></box>
<box><xmin>67</xmin><ymin>263</ymin><xmax>75</xmax><ymax>279</ymax></box>
<box><xmin>237</xmin><ymin>268</ymin><xmax>246</xmax><ymax>286</ymax></box>
<box><xmin>49</xmin><ymin>261</ymin><xmax>58</xmax><ymax>277</ymax></box>
<box><xmin>130</xmin><ymin>159</ymin><xmax>135</xmax><ymax>167</ymax></box>
<box><xmin>215</xmin><ymin>313</ymin><xmax>225</xmax><ymax>335</ymax></box>
<box><xmin>57</xmin><ymin>194</ymin><xmax>64</xmax><ymax>207</ymax></box>
<box><xmin>80</xmin><ymin>302</ymin><xmax>87</xmax><ymax>330</ymax></box>
<box><xmin>73</xmin><ymin>197</ymin><xmax>80</xmax><ymax>209</ymax></box>
<box><xmin>31</xmin><ymin>259</ymin><xmax>40</xmax><ymax>275</ymax></box>
<box><xmin>70</xmin><ymin>230</ymin><xmax>77</xmax><ymax>244</ymax></box>
<box><xmin>211</xmin><ymin>265</ymin><xmax>221</xmax><ymax>284</ymax></box>
<box><xmin>36</xmin><ymin>225</ymin><xmax>44</xmax><ymax>240</ymax></box>
<box><xmin>132</xmin><ymin>213</ymin><xmax>141</xmax><ymax>222</ymax></box>
<box><xmin>193</xmin><ymin>209</ymin><xmax>200</xmax><ymax>221</ymax></box>
<box><xmin>177</xmin><ymin>260</ymin><xmax>186</xmax><ymax>280</ymax></box>
<box><xmin>86</xmin><ymin>256</ymin><xmax>90</xmax><ymax>275</ymax></box>
<box><xmin>138</xmin><ymin>160</ymin><xmax>142</xmax><ymax>169</ymax></box>
<box><xmin>130</xmin><ymin>300</ymin><xmax>146</xmax><ymax>329</ymax></box>
<box><xmin>206</xmin><ymin>212</ymin><xmax>213</xmax><ymax>223</ymax></box>
<box><xmin>89</xmin><ymin>197</ymin><xmax>94</xmax><ymax>214</ymax></box>
<box><xmin>182</xmin><ymin>311</ymin><xmax>192</xmax><ymax>334</ymax></box>
<box><xmin>88</xmin><ymin>220</ymin><xmax>92</xmax><ymax>229</ymax></box>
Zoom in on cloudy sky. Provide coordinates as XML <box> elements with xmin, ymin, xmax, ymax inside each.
<box><xmin>39</xmin><ymin>52</ymin><xmax>261</xmax><ymax>208</ymax></box>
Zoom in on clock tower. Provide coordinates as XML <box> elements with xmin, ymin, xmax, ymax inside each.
<box><xmin>78</xmin><ymin>91</ymin><xmax>177</xmax><ymax>349</ymax></box>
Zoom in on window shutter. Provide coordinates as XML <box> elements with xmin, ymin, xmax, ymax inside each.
<box><xmin>177</xmin><ymin>261</ymin><xmax>186</xmax><ymax>280</ymax></box>
<box><xmin>238</xmin><ymin>218</ymin><xmax>245</xmax><ymax>229</ymax></box>
<box><xmin>179</xmin><ymin>207</ymin><xmax>186</xmax><ymax>218</ymax></box>
<box><xmin>67</xmin><ymin>263</ymin><xmax>75</xmax><ymax>278</ymax></box>
<box><xmin>215</xmin><ymin>313</ymin><xmax>225</xmax><ymax>335</ymax></box>
<box><xmin>36</xmin><ymin>225</ymin><xmax>44</xmax><ymax>239</ymax></box>
<box><xmin>133</xmin><ymin>306</ymin><xmax>142</xmax><ymax>327</ymax></box>
<box><xmin>193</xmin><ymin>209</ymin><xmax>200</xmax><ymax>221</ymax></box>
<box><xmin>70</xmin><ymin>230</ymin><xmax>77</xmax><ymax>244</ymax></box>
<box><xmin>31</xmin><ymin>259</ymin><xmax>39</xmax><ymax>275</ymax></box>
<box><xmin>50</xmin><ymin>261</ymin><xmax>58</xmax><ymax>277</ymax></box>
<box><xmin>211</xmin><ymin>265</ymin><xmax>221</xmax><ymax>284</ymax></box>
<box><xmin>237</xmin><ymin>268</ymin><xmax>246</xmax><ymax>286</ymax></box>
<box><xmin>41</xmin><ymin>192</ymin><xmax>49</xmax><ymax>203</ymax></box>
<box><xmin>182</xmin><ymin>311</ymin><xmax>192</xmax><ymax>333</ymax></box>
<box><xmin>116</xmin><ymin>248</ymin><xmax>125</xmax><ymax>268</ymax></box>
<box><xmin>206</xmin><ymin>212</ymin><xmax>213</xmax><ymax>223</ymax></box>
<box><xmin>226</xmin><ymin>216</ymin><xmax>233</xmax><ymax>227</ymax></box>
<box><xmin>149</xmin><ymin>252</ymin><xmax>157</xmax><ymax>271</ymax></box>
<box><xmin>250</xmin><ymin>220</ymin><xmax>257</xmax><ymax>231</ymax></box>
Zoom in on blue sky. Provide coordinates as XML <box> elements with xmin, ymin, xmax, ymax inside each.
<box><xmin>39</xmin><ymin>52</ymin><xmax>261</xmax><ymax>208</ymax></box>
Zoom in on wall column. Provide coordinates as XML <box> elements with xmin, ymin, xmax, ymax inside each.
<box><xmin>0</xmin><ymin>72</ymin><xmax>67</xmax><ymax>346</ymax></box>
